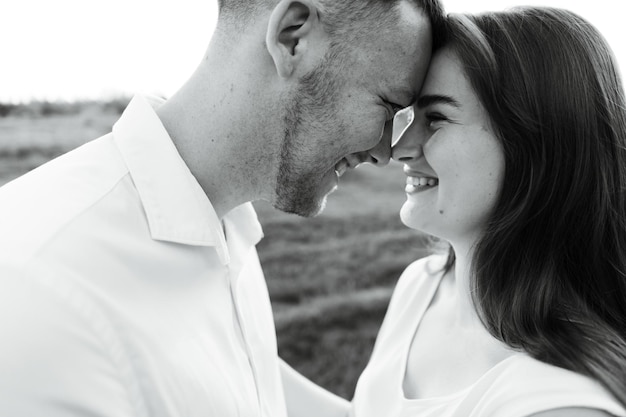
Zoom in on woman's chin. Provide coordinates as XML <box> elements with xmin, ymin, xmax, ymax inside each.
<box><xmin>399</xmin><ymin>203</ymin><xmax>429</xmax><ymax>231</ymax></box>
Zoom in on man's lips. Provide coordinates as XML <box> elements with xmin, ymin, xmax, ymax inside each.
<box><xmin>335</xmin><ymin>159</ymin><xmax>349</xmax><ymax>177</ymax></box>
<box><xmin>335</xmin><ymin>155</ymin><xmax>366</xmax><ymax>178</ymax></box>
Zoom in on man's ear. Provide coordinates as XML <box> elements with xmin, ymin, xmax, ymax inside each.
<box><xmin>266</xmin><ymin>0</ymin><xmax>320</xmax><ymax>79</ymax></box>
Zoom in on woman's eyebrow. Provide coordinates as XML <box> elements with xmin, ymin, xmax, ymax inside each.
<box><xmin>416</xmin><ymin>94</ymin><xmax>461</xmax><ymax>109</ymax></box>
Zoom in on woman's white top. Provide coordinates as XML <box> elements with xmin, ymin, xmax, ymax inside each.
<box><xmin>351</xmin><ymin>255</ymin><xmax>626</xmax><ymax>417</ymax></box>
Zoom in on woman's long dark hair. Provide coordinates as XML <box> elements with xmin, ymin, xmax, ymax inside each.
<box><xmin>445</xmin><ymin>7</ymin><xmax>626</xmax><ymax>406</ymax></box>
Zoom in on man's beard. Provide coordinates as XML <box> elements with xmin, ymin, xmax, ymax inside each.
<box><xmin>273</xmin><ymin>53</ymin><xmax>343</xmax><ymax>217</ymax></box>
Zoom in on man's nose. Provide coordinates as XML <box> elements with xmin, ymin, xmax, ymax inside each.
<box><xmin>367</xmin><ymin>120</ymin><xmax>393</xmax><ymax>166</ymax></box>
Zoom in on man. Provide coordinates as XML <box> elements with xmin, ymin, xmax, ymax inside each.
<box><xmin>0</xmin><ymin>0</ymin><xmax>443</xmax><ymax>415</ymax></box>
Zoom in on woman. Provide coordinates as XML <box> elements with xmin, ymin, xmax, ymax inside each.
<box><xmin>351</xmin><ymin>7</ymin><xmax>626</xmax><ymax>417</ymax></box>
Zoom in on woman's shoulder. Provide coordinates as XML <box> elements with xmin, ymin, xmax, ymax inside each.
<box><xmin>401</xmin><ymin>253</ymin><xmax>448</xmax><ymax>277</ymax></box>
<box><xmin>477</xmin><ymin>355</ymin><xmax>626</xmax><ymax>417</ymax></box>
<box><xmin>385</xmin><ymin>253</ymin><xmax>448</xmax><ymax>309</ymax></box>
<box><xmin>529</xmin><ymin>409</ymin><xmax>614</xmax><ymax>417</ymax></box>
<box><xmin>501</xmin><ymin>355</ymin><xmax>604</xmax><ymax>388</ymax></box>
<box><xmin>396</xmin><ymin>253</ymin><xmax>448</xmax><ymax>288</ymax></box>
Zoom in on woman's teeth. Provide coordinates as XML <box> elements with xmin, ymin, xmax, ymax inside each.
<box><xmin>405</xmin><ymin>176</ymin><xmax>438</xmax><ymax>193</ymax></box>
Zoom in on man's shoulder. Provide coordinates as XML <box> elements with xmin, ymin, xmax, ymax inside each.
<box><xmin>0</xmin><ymin>133</ymin><xmax>127</xmax><ymax>203</ymax></box>
<box><xmin>0</xmin><ymin>134</ymin><xmax>131</xmax><ymax>262</ymax></box>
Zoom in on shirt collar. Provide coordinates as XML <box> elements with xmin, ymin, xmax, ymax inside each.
<box><xmin>112</xmin><ymin>95</ymin><xmax>263</xmax><ymax>265</ymax></box>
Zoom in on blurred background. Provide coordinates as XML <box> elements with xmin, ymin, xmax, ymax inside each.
<box><xmin>1</xmin><ymin>0</ymin><xmax>623</xmax><ymax>399</ymax></box>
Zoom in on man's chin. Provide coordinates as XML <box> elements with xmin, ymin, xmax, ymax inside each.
<box><xmin>273</xmin><ymin>194</ymin><xmax>328</xmax><ymax>218</ymax></box>
<box><xmin>305</xmin><ymin>197</ymin><xmax>328</xmax><ymax>218</ymax></box>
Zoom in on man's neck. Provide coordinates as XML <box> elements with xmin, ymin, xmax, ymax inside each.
<box><xmin>155</xmin><ymin>61</ymin><xmax>281</xmax><ymax>219</ymax></box>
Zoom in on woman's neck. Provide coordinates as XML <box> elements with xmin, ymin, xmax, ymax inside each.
<box><xmin>444</xmin><ymin>246</ymin><xmax>482</xmax><ymax>327</ymax></box>
<box><xmin>446</xmin><ymin>243</ymin><xmax>517</xmax><ymax>355</ymax></box>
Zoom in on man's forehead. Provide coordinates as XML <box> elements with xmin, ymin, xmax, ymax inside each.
<box><xmin>393</xmin><ymin>41</ymin><xmax>433</xmax><ymax>102</ymax></box>
<box><xmin>396</xmin><ymin>0</ymin><xmax>432</xmax><ymax>32</ymax></box>
<box><xmin>378</xmin><ymin>2</ymin><xmax>432</xmax><ymax>65</ymax></box>
<box><xmin>397</xmin><ymin>7</ymin><xmax>434</xmax><ymax>100</ymax></box>
<box><xmin>388</xmin><ymin>87</ymin><xmax>418</xmax><ymax>105</ymax></box>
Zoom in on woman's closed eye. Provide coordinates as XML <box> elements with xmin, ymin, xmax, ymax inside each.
<box><xmin>424</xmin><ymin>111</ymin><xmax>450</xmax><ymax>128</ymax></box>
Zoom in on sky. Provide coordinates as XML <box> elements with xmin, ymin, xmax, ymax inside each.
<box><xmin>1</xmin><ymin>0</ymin><xmax>624</xmax><ymax>103</ymax></box>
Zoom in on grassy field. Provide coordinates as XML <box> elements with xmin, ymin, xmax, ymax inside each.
<box><xmin>0</xmin><ymin>102</ymin><xmax>430</xmax><ymax>399</ymax></box>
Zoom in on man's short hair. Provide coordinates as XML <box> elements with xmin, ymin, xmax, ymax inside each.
<box><xmin>217</xmin><ymin>0</ymin><xmax>446</xmax><ymax>51</ymax></box>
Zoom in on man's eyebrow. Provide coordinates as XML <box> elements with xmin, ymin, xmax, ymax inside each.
<box><xmin>416</xmin><ymin>94</ymin><xmax>461</xmax><ymax>109</ymax></box>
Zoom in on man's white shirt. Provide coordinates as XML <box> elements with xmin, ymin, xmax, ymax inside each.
<box><xmin>0</xmin><ymin>96</ymin><xmax>287</xmax><ymax>417</ymax></box>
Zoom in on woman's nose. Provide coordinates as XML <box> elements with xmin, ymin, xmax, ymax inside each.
<box><xmin>392</xmin><ymin>116</ymin><xmax>423</xmax><ymax>162</ymax></box>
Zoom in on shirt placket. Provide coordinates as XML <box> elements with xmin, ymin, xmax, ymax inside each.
<box><xmin>227</xmin><ymin>261</ymin><xmax>263</xmax><ymax>417</ymax></box>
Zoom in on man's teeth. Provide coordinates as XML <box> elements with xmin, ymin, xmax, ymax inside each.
<box><xmin>335</xmin><ymin>159</ymin><xmax>348</xmax><ymax>177</ymax></box>
<box><xmin>405</xmin><ymin>176</ymin><xmax>438</xmax><ymax>192</ymax></box>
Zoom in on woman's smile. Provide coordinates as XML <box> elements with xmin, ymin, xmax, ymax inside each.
<box><xmin>405</xmin><ymin>175</ymin><xmax>439</xmax><ymax>194</ymax></box>
<box><xmin>403</xmin><ymin>167</ymin><xmax>439</xmax><ymax>194</ymax></box>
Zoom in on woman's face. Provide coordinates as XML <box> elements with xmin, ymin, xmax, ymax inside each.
<box><xmin>393</xmin><ymin>48</ymin><xmax>505</xmax><ymax>245</ymax></box>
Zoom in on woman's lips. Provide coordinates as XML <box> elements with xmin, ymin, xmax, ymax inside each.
<box><xmin>405</xmin><ymin>175</ymin><xmax>438</xmax><ymax>193</ymax></box>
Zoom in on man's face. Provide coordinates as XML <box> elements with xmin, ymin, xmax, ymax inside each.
<box><xmin>272</xmin><ymin>1</ymin><xmax>433</xmax><ymax>217</ymax></box>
